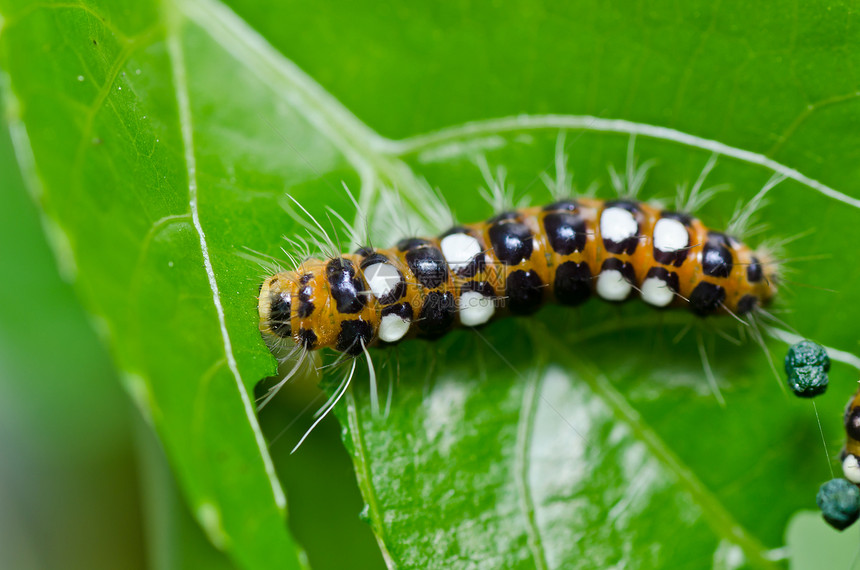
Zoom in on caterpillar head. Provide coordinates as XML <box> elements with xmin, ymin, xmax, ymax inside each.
<box><xmin>258</xmin><ymin>271</ymin><xmax>296</xmax><ymax>348</ymax></box>
<box><xmin>755</xmin><ymin>248</ymin><xmax>780</xmax><ymax>302</ymax></box>
<box><xmin>728</xmin><ymin>242</ymin><xmax>778</xmax><ymax>316</ymax></box>
<box><xmin>258</xmin><ymin>256</ymin><xmax>376</xmax><ymax>355</ymax></box>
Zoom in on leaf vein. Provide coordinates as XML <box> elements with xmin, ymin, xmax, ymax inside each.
<box><xmin>536</xmin><ymin>327</ymin><xmax>779</xmax><ymax>569</ymax></box>
<box><xmin>514</xmin><ymin>371</ymin><xmax>549</xmax><ymax>570</ymax></box>
<box><xmin>377</xmin><ymin>114</ymin><xmax>860</xmax><ymax>209</ymax></box>
<box><xmin>71</xmin><ymin>24</ymin><xmax>162</xmax><ymax>186</ymax></box>
<box><xmin>163</xmin><ymin>1</ymin><xmax>285</xmax><ymax>511</ymax></box>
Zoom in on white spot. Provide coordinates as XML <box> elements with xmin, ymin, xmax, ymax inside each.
<box><xmin>640</xmin><ymin>276</ymin><xmax>674</xmax><ymax>307</ymax></box>
<box><xmin>378</xmin><ymin>313</ymin><xmax>410</xmax><ymax>343</ymax></box>
<box><xmin>458</xmin><ymin>291</ymin><xmax>495</xmax><ymax>326</ymax></box>
<box><xmin>363</xmin><ymin>262</ymin><xmax>401</xmax><ymax>300</ymax></box>
<box><xmin>440</xmin><ymin>233</ymin><xmax>483</xmax><ymax>273</ymax></box>
<box><xmin>135</xmin><ymin>69</ymin><xmax>142</xmax><ymax>75</ymax></box>
<box><xmin>76</xmin><ymin>75</ymin><xmax>84</xmax><ymax>82</ymax></box>
<box><xmin>600</xmin><ymin>207</ymin><xmax>638</xmax><ymax>243</ymax></box>
<box><xmin>653</xmin><ymin>218</ymin><xmax>689</xmax><ymax>253</ymax></box>
<box><xmin>168</xmin><ymin>261</ymin><xmax>174</xmax><ymax>268</ymax></box>
<box><xmin>843</xmin><ymin>454</ymin><xmax>860</xmax><ymax>484</ymax></box>
<box><xmin>596</xmin><ymin>269</ymin><xmax>631</xmax><ymax>301</ymax></box>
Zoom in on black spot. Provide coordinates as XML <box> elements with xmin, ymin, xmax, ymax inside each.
<box><xmin>440</xmin><ymin>225</ymin><xmax>473</xmax><ymax>238</ymax></box>
<box><xmin>406</xmin><ymin>246</ymin><xmax>448</xmax><ymax>288</ymax></box>
<box><xmin>689</xmin><ymin>281</ymin><xmax>726</xmax><ymax>316</ymax></box>
<box><xmin>601</xmin><ymin>201</ymin><xmax>640</xmax><ymax>255</ymax></box>
<box><xmin>702</xmin><ymin>232</ymin><xmax>734</xmax><ymax>278</ymax></box>
<box><xmin>506</xmin><ymin>270</ymin><xmax>544</xmax><ymax>314</ymax></box>
<box><xmin>381</xmin><ymin>302</ymin><xmax>414</xmax><ymax>321</ymax></box>
<box><xmin>257</xmin><ymin>281</ymin><xmax>264</xmax><ymax>295</ymax></box>
<box><xmin>457</xmin><ymin>256</ymin><xmax>486</xmax><ymax>278</ymax></box>
<box><xmin>544</xmin><ymin>211</ymin><xmax>587</xmax><ymax>255</ymax></box>
<box><xmin>353</xmin><ymin>246</ymin><xmax>375</xmax><ymax>257</ymax></box>
<box><xmin>461</xmin><ymin>280</ymin><xmax>496</xmax><ymax>299</ymax></box>
<box><xmin>487</xmin><ymin>211</ymin><xmax>520</xmax><ymax>224</ymax></box>
<box><xmin>298</xmin><ymin>280</ymin><xmax>315</xmax><ymax>318</ymax></box>
<box><xmin>747</xmin><ymin>256</ymin><xmax>763</xmax><ymax>283</ymax></box>
<box><xmin>606</xmin><ymin>200</ymin><xmax>640</xmax><ymax>210</ymax></box>
<box><xmin>659</xmin><ymin>210</ymin><xmax>693</xmax><ymax>226</ymax></box>
<box><xmin>336</xmin><ymin>319</ymin><xmax>374</xmax><ymax>356</ymax></box>
<box><xmin>377</xmin><ymin>303</ymin><xmax>414</xmax><ymax>345</ymax></box>
<box><xmin>382</xmin><ymin>284</ymin><xmax>408</xmax><ymax>308</ymax></box>
<box><xmin>326</xmin><ymin>258</ymin><xmax>367</xmax><ymax>314</ymax></box>
<box><xmin>489</xmin><ymin>220</ymin><xmax>533</xmax><ymax>265</ymax></box>
<box><xmin>397</xmin><ymin>237</ymin><xmax>432</xmax><ymax>252</ymax></box>
<box><xmin>542</xmin><ymin>200</ymin><xmax>578</xmax><ymax>212</ymax></box>
<box><xmin>381</xmin><ymin>279</ymin><xmax>407</xmax><ymax>305</ymax></box>
<box><xmin>297</xmin><ymin>328</ymin><xmax>317</xmax><ymax>350</ymax></box>
<box><xmin>268</xmin><ymin>291</ymin><xmax>292</xmax><ymax>337</ymax></box>
<box><xmin>645</xmin><ymin>267</ymin><xmax>679</xmax><ymax>293</ymax></box>
<box><xmin>737</xmin><ymin>294</ymin><xmax>758</xmax><ymax>315</ymax></box>
<box><xmin>359</xmin><ymin>252</ymin><xmax>391</xmax><ymax>269</ymax></box>
<box><xmin>417</xmin><ymin>291</ymin><xmax>456</xmax><ymax>337</ymax></box>
<box><xmin>601</xmin><ymin>257</ymin><xmax>636</xmax><ymax>284</ymax></box>
<box><xmin>653</xmin><ymin>213</ymin><xmax>691</xmax><ymax>267</ymax></box>
<box><xmin>554</xmin><ymin>261</ymin><xmax>592</xmax><ymax>306</ymax></box>
<box><xmin>845</xmin><ymin>406</ymin><xmax>860</xmax><ymax>442</ymax></box>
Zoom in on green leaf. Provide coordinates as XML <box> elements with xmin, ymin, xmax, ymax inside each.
<box><xmin>0</xmin><ymin>1</ymin><xmax>318</xmax><ymax>567</ymax></box>
<box><xmin>4</xmin><ymin>0</ymin><xmax>860</xmax><ymax>569</ymax></box>
<box><xmin>0</xmin><ymin>86</ymin><xmax>145</xmax><ymax>570</ymax></box>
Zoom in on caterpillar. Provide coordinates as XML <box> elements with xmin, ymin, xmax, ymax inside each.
<box><xmin>257</xmin><ymin>196</ymin><xmax>778</xmax><ymax>357</ymax></box>
<box><xmin>842</xmin><ymin>388</ymin><xmax>860</xmax><ymax>485</ymax></box>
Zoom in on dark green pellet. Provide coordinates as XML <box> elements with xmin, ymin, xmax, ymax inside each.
<box><xmin>817</xmin><ymin>478</ymin><xmax>860</xmax><ymax>531</ymax></box>
<box><xmin>785</xmin><ymin>340</ymin><xmax>830</xmax><ymax>398</ymax></box>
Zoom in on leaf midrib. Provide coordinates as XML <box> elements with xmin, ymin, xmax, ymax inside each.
<box><xmin>531</xmin><ymin>324</ymin><xmax>780</xmax><ymax>569</ymax></box>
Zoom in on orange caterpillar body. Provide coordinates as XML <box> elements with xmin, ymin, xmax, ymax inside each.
<box><xmin>258</xmin><ymin>198</ymin><xmax>777</xmax><ymax>355</ymax></box>
<box><xmin>842</xmin><ymin>389</ymin><xmax>860</xmax><ymax>484</ymax></box>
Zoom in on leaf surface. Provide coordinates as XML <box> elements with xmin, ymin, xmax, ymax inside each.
<box><xmin>3</xmin><ymin>0</ymin><xmax>860</xmax><ymax>568</ymax></box>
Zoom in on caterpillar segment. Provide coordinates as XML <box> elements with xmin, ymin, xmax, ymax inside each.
<box><xmin>258</xmin><ymin>198</ymin><xmax>778</xmax><ymax>356</ymax></box>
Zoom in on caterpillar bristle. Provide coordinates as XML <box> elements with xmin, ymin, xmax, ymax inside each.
<box><xmin>477</xmin><ymin>154</ymin><xmax>516</xmax><ymax>213</ymax></box>
<box><xmin>237</xmin><ymin>246</ymin><xmax>288</xmax><ymax>284</ymax></box>
<box><xmin>727</xmin><ymin>173</ymin><xmax>786</xmax><ymax>238</ymax></box>
<box><xmin>609</xmin><ymin>135</ymin><xmax>656</xmax><ymax>200</ymax></box>
<box><xmin>540</xmin><ymin>131</ymin><xmax>575</xmax><ymax>201</ymax></box>
<box><xmin>291</xmin><ymin>357</ymin><xmax>357</xmax><ymax>454</ymax></box>
<box><xmin>675</xmin><ymin>154</ymin><xmax>731</xmax><ymax>215</ymax></box>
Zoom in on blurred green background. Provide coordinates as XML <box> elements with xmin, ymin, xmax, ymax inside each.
<box><xmin>0</xmin><ymin>93</ymin><xmax>144</xmax><ymax>567</ymax></box>
<box><xmin>0</xmin><ymin>96</ymin><xmax>382</xmax><ymax>569</ymax></box>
